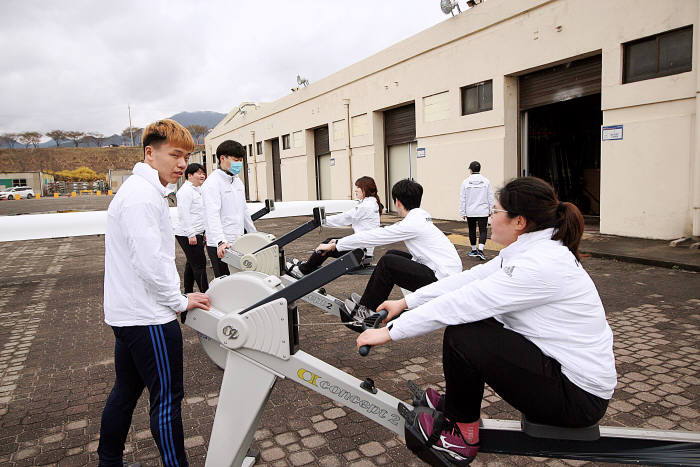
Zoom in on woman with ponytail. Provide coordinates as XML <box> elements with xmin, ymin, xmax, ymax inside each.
<box><xmin>358</xmin><ymin>177</ymin><xmax>616</xmax><ymax>465</ymax></box>
<box><xmin>291</xmin><ymin>176</ymin><xmax>383</xmax><ymax>276</ymax></box>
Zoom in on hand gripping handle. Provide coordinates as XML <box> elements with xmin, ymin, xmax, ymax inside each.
<box><xmin>358</xmin><ymin>310</ymin><xmax>388</xmax><ymax>356</ymax></box>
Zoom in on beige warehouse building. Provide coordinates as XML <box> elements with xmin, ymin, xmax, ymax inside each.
<box><xmin>205</xmin><ymin>0</ymin><xmax>700</xmax><ymax>240</ymax></box>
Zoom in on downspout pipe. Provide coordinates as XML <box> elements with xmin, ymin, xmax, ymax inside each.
<box><xmin>250</xmin><ymin>130</ymin><xmax>259</xmax><ymax>201</ymax></box>
<box><xmin>693</xmin><ymin>6</ymin><xmax>700</xmax><ymax>236</ymax></box>
<box><xmin>344</xmin><ymin>98</ymin><xmax>353</xmax><ymax>199</ymax></box>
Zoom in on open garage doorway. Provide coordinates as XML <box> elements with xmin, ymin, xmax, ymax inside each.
<box><xmin>520</xmin><ymin>55</ymin><xmax>602</xmax><ymax>218</ymax></box>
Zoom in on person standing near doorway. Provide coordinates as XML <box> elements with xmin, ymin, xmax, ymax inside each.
<box><xmin>202</xmin><ymin>140</ymin><xmax>256</xmax><ymax>277</ymax></box>
<box><xmin>175</xmin><ymin>163</ymin><xmax>208</xmax><ymax>292</ymax></box>
<box><xmin>459</xmin><ymin>161</ymin><xmax>494</xmax><ymax>260</ymax></box>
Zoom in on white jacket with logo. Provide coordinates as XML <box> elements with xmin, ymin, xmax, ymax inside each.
<box><xmin>174</xmin><ymin>180</ymin><xmax>205</xmax><ymax>238</ymax></box>
<box><xmin>104</xmin><ymin>162</ymin><xmax>188</xmax><ymax>326</ymax></box>
<box><xmin>389</xmin><ymin>228</ymin><xmax>617</xmax><ymax>399</ymax></box>
<box><xmin>325</xmin><ymin>197</ymin><xmax>381</xmax><ymax>255</ymax></box>
<box><xmin>459</xmin><ymin>173</ymin><xmax>495</xmax><ymax>217</ymax></box>
<box><xmin>335</xmin><ymin>208</ymin><xmax>462</xmax><ymax>280</ymax></box>
<box><xmin>201</xmin><ymin>169</ymin><xmax>256</xmax><ymax>247</ymax></box>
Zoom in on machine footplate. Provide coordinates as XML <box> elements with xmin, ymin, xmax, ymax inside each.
<box><xmin>400</xmin><ymin>403</ymin><xmax>474</xmax><ymax>466</ymax></box>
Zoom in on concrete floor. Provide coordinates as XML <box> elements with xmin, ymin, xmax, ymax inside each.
<box><xmin>0</xmin><ymin>212</ymin><xmax>698</xmax><ymax>466</ymax></box>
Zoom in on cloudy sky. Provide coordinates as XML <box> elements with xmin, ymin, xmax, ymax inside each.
<box><xmin>0</xmin><ymin>1</ymin><xmax>450</xmax><ymax>139</ymax></box>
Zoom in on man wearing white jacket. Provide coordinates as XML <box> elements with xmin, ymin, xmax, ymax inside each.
<box><xmin>175</xmin><ymin>163</ymin><xmax>208</xmax><ymax>293</ymax></box>
<box><xmin>459</xmin><ymin>161</ymin><xmax>495</xmax><ymax>260</ymax></box>
<box><xmin>99</xmin><ymin>120</ymin><xmax>210</xmax><ymax>467</ymax></box>
<box><xmin>201</xmin><ymin>140</ymin><xmax>256</xmax><ymax>277</ymax></box>
<box><xmin>316</xmin><ymin>179</ymin><xmax>462</xmax><ymax>318</ymax></box>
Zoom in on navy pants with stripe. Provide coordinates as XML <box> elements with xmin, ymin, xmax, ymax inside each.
<box><xmin>98</xmin><ymin>320</ymin><xmax>188</xmax><ymax>466</ymax></box>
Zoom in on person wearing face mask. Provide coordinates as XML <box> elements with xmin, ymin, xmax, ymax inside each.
<box><xmin>174</xmin><ymin>163</ymin><xmax>208</xmax><ymax>293</ymax></box>
<box><xmin>201</xmin><ymin>140</ymin><xmax>256</xmax><ymax>277</ymax></box>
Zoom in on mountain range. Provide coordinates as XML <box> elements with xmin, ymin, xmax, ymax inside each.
<box><xmin>1</xmin><ymin>110</ymin><xmax>226</xmax><ymax>149</ymax></box>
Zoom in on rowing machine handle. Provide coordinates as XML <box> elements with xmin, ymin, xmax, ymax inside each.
<box><xmin>358</xmin><ymin>310</ymin><xmax>388</xmax><ymax>357</ymax></box>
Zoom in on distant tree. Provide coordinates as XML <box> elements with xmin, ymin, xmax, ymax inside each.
<box><xmin>45</xmin><ymin>130</ymin><xmax>66</xmax><ymax>147</ymax></box>
<box><xmin>122</xmin><ymin>127</ymin><xmax>143</xmax><ymax>146</ymax></box>
<box><xmin>80</xmin><ymin>134</ymin><xmax>97</xmax><ymax>147</ymax></box>
<box><xmin>2</xmin><ymin>132</ymin><xmax>18</xmax><ymax>149</ymax></box>
<box><xmin>64</xmin><ymin>131</ymin><xmax>85</xmax><ymax>147</ymax></box>
<box><xmin>17</xmin><ymin>131</ymin><xmax>42</xmax><ymax>149</ymax></box>
<box><xmin>90</xmin><ymin>132</ymin><xmax>106</xmax><ymax>147</ymax></box>
<box><xmin>186</xmin><ymin>124</ymin><xmax>208</xmax><ymax>145</ymax></box>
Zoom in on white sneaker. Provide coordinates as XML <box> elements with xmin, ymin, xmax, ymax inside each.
<box><xmin>350</xmin><ymin>292</ymin><xmax>362</xmax><ymax>305</ymax></box>
<box><xmin>289</xmin><ymin>265</ymin><xmax>303</xmax><ymax>279</ymax></box>
<box><xmin>344</xmin><ymin>299</ymin><xmax>372</xmax><ymax>320</ymax></box>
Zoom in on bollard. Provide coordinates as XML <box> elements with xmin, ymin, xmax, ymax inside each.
<box><xmin>96</xmin><ymin>191</ymin><xmax>101</xmax><ymax>196</ymax></box>
<box><xmin>14</xmin><ymin>194</ymin><xmax>20</xmax><ymax>200</ymax></box>
<box><xmin>71</xmin><ymin>191</ymin><xmax>76</xmax><ymax>197</ymax></box>
<box><xmin>108</xmin><ymin>190</ymin><xmax>113</xmax><ymax>196</ymax></box>
<box><xmin>54</xmin><ymin>193</ymin><xmax>59</xmax><ymax>198</ymax></box>
<box><xmin>35</xmin><ymin>193</ymin><xmax>40</xmax><ymax>199</ymax></box>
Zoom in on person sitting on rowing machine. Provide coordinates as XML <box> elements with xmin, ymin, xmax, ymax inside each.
<box><xmin>314</xmin><ymin>178</ymin><xmax>462</xmax><ymax>321</ymax></box>
<box><xmin>357</xmin><ymin>177</ymin><xmax>617</xmax><ymax>465</ymax></box>
<box><xmin>289</xmin><ymin>176</ymin><xmax>383</xmax><ymax>277</ymax></box>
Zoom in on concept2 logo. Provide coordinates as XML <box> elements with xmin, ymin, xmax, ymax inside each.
<box><xmin>296</xmin><ymin>368</ymin><xmax>401</xmax><ymax>426</ymax></box>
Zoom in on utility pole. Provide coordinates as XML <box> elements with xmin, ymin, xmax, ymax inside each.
<box><xmin>128</xmin><ymin>104</ymin><xmax>134</xmax><ymax>147</ymax></box>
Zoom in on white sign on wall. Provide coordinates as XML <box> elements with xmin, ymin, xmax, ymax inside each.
<box><xmin>329</xmin><ymin>158</ymin><xmax>335</xmax><ymax>166</ymax></box>
<box><xmin>416</xmin><ymin>147</ymin><xmax>426</xmax><ymax>158</ymax></box>
<box><xmin>601</xmin><ymin>125</ymin><xmax>623</xmax><ymax>141</ymax></box>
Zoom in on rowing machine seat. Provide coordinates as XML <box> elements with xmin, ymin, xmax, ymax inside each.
<box><xmin>521</xmin><ymin>416</ymin><xmax>600</xmax><ymax>441</ymax></box>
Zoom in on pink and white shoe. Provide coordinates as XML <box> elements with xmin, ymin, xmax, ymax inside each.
<box><xmin>418</xmin><ymin>412</ymin><xmax>479</xmax><ymax>465</ymax></box>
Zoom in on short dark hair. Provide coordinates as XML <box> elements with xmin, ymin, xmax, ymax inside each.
<box><xmin>185</xmin><ymin>163</ymin><xmax>205</xmax><ymax>179</ymax></box>
<box><xmin>216</xmin><ymin>140</ymin><xmax>245</xmax><ymax>162</ymax></box>
<box><xmin>391</xmin><ymin>179</ymin><xmax>422</xmax><ymax>210</ymax></box>
<box><xmin>469</xmin><ymin>161</ymin><xmax>481</xmax><ymax>172</ymax></box>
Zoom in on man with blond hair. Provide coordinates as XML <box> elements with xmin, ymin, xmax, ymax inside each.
<box><xmin>98</xmin><ymin>119</ymin><xmax>210</xmax><ymax>467</ymax></box>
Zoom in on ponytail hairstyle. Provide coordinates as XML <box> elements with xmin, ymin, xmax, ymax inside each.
<box><xmin>497</xmin><ymin>177</ymin><xmax>584</xmax><ymax>260</ymax></box>
<box><xmin>355</xmin><ymin>176</ymin><xmax>384</xmax><ymax>213</ymax></box>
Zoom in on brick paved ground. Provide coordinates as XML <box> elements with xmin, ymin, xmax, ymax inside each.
<box><xmin>0</xmin><ymin>215</ymin><xmax>698</xmax><ymax>466</ymax></box>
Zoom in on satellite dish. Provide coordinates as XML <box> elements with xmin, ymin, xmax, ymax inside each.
<box><xmin>440</xmin><ymin>0</ymin><xmax>461</xmax><ymax>15</ymax></box>
<box><xmin>296</xmin><ymin>74</ymin><xmax>310</xmax><ymax>87</ymax></box>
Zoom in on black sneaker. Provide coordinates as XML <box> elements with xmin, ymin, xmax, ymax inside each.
<box><xmin>476</xmin><ymin>250</ymin><xmax>486</xmax><ymax>261</ymax></box>
<box><xmin>467</xmin><ymin>250</ymin><xmax>478</xmax><ymax>257</ymax></box>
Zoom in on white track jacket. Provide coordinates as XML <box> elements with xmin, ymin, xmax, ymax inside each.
<box><xmin>335</xmin><ymin>208</ymin><xmax>462</xmax><ymax>280</ymax></box>
<box><xmin>325</xmin><ymin>197</ymin><xmax>381</xmax><ymax>255</ymax></box>
<box><xmin>201</xmin><ymin>169</ymin><xmax>256</xmax><ymax>247</ymax></box>
<box><xmin>174</xmin><ymin>180</ymin><xmax>205</xmax><ymax>238</ymax></box>
<box><xmin>389</xmin><ymin>228</ymin><xmax>617</xmax><ymax>399</ymax></box>
<box><xmin>104</xmin><ymin>162</ymin><xmax>188</xmax><ymax>326</ymax></box>
<box><xmin>459</xmin><ymin>173</ymin><xmax>495</xmax><ymax>218</ymax></box>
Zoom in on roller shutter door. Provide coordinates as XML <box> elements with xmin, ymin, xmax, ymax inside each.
<box><xmin>385</xmin><ymin>104</ymin><xmax>416</xmax><ymax>145</ymax></box>
<box><xmin>314</xmin><ymin>126</ymin><xmax>330</xmax><ymax>155</ymax></box>
<box><xmin>520</xmin><ymin>55</ymin><xmax>601</xmax><ymax>111</ymax></box>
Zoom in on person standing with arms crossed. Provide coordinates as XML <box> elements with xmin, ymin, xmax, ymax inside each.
<box><xmin>99</xmin><ymin>120</ymin><xmax>211</xmax><ymax>467</ymax></box>
<box><xmin>459</xmin><ymin>160</ymin><xmax>494</xmax><ymax>260</ymax></box>
<box><xmin>174</xmin><ymin>162</ymin><xmax>209</xmax><ymax>293</ymax></box>
<box><xmin>201</xmin><ymin>140</ymin><xmax>256</xmax><ymax>277</ymax></box>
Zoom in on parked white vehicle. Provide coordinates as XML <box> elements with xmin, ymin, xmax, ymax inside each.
<box><xmin>0</xmin><ymin>186</ymin><xmax>35</xmax><ymax>200</ymax></box>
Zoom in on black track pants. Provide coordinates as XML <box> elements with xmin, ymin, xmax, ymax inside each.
<box><xmin>359</xmin><ymin>250</ymin><xmax>437</xmax><ymax>311</ymax></box>
<box><xmin>442</xmin><ymin>318</ymin><xmax>608</xmax><ymax>427</ymax></box>
<box><xmin>175</xmin><ymin>234</ymin><xmax>209</xmax><ymax>292</ymax></box>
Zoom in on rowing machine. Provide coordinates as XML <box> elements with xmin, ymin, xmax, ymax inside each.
<box><xmin>185</xmin><ymin>254</ymin><xmax>700</xmax><ymax>466</ymax></box>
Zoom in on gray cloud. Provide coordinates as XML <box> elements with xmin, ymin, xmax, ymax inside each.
<box><xmin>0</xmin><ymin>0</ymin><xmax>447</xmax><ymax>137</ymax></box>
